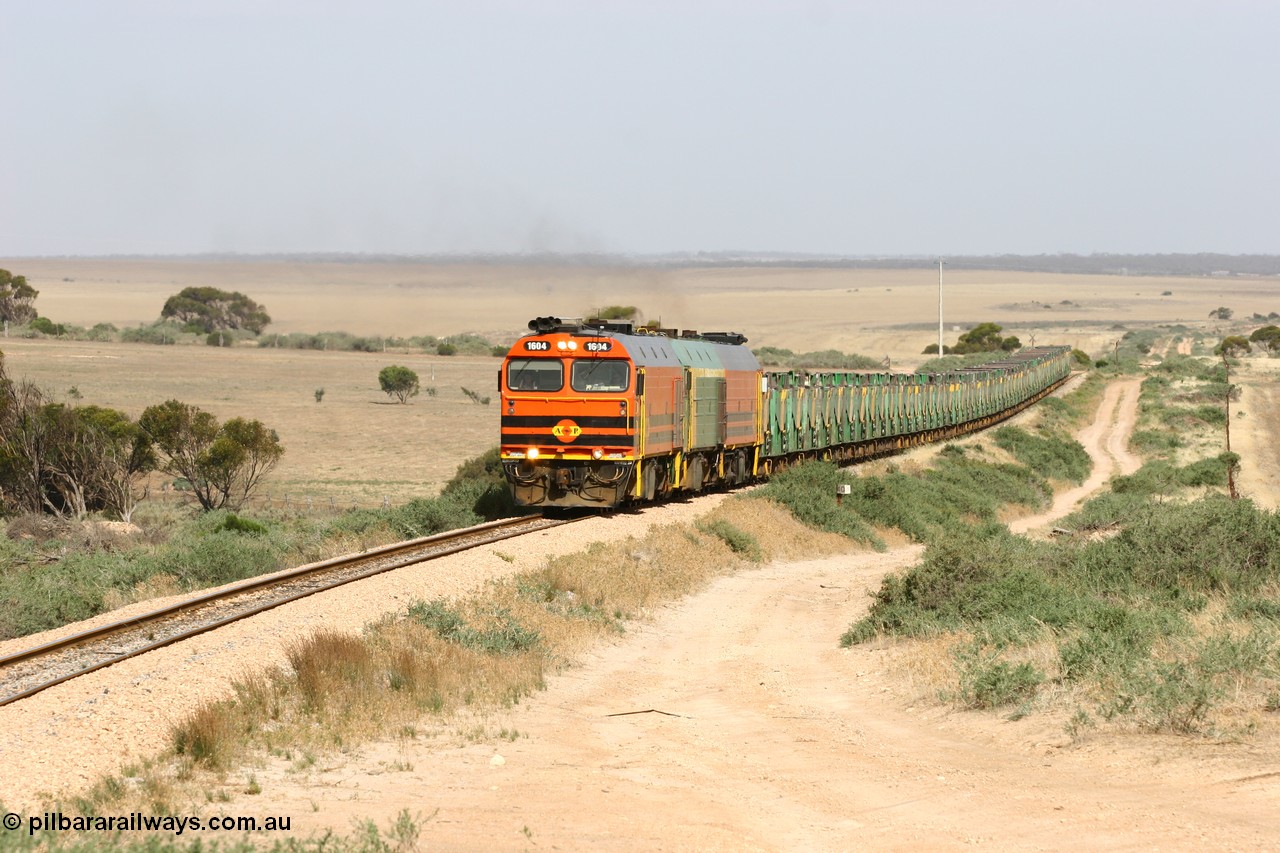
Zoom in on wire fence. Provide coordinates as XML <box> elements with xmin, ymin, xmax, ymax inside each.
<box><xmin>145</xmin><ymin>487</ymin><xmax>404</xmax><ymax>517</ymax></box>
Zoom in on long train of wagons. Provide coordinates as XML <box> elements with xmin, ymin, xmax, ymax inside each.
<box><xmin>500</xmin><ymin>316</ymin><xmax>1072</xmax><ymax>508</ymax></box>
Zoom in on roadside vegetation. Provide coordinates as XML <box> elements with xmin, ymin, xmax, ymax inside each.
<box><xmin>843</xmin><ymin>344</ymin><xmax>1279</xmax><ymax>737</ymax></box>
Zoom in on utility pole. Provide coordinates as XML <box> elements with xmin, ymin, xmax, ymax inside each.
<box><xmin>937</xmin><ymin>258</ymin><xmax>945</xmax><ymax>356</ymax></box>
<box><xmin>1222</xmin><ymin>349</ymin><xmax>1240</xmax><ymax>499</ymax></box>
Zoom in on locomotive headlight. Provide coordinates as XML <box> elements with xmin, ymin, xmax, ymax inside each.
<box><xmin>527</xmin><ymin>447</ymin><xmax>540</xmax><ymax>460</ymax></box>
<box><xmin>592</xmin><ymin>448</ymin><xmax>604</xmax><ymax>459</ymax></box>
<box><xmin>556</xmin><ymin>341</ymin><xmax>567</xmax><ymax>351</ymax></box>
<box><xmin>567</xmin><ymin>341</ymin><xmax>578</xmax><ymax>350</ymax></box>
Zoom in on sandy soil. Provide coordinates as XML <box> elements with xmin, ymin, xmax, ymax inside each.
<box><xmin>217</xmin><ymin>375</ymin><xmax>1278</xmax><ymax>851</ymax></box>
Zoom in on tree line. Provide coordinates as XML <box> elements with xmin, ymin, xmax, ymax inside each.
<box><xmin>0</xmin><ymin>352</ymin><xmax>282</xmax><ymax>521</ymax></box>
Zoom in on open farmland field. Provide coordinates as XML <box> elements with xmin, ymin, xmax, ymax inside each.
<box><xmin>0</xmin><ymin>339</ymin><xmax>500</xmax><ymax>506</ymax></box>
<box><xmin>1</xmin><ymin>257</ymin><xmax>1276</xmax><ymax>504</ymax></box>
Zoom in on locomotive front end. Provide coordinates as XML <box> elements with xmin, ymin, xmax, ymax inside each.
<box><xmin>500</xmin><ymin>317</ymin><xmax>638</xmax><ymax>508</ymax></box>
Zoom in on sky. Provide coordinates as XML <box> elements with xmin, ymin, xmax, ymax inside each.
<box><xmin>2</xmin><ymin>0</ymin><xmax>1277</xmax><ymax>257</ymax></box>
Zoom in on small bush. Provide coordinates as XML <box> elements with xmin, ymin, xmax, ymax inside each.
<box><xmin>461</xmin><ymin>387</ymin><xmax>490</xmax><ymax>405</ymax></box>
<box><xmin>699</xmin><ymin>519</ymin><xmax>762</xmax><ymax>561</ymax></box>
<box><xmin>388</xmin><ymin>497</ymin><xmax>481</xmax><ymax>539</ymax></box>
<box><xmin>378</xmin><ymin>365</ymin><xmax>420</xmax><ymax>403</ymax></box>
<box><xmin>120</xmin><ymin>321</ymin><xmax>185</xmax><ymax>345</ymax></box>
<box><xmin>173</xmin><ymin>704</ymin><xmax>235</xmax><ymax>768</ymax></box>
<box><xmin>217</xmin><ymin>513</ymin><xmax>268</xmax><ymax>536</ymax></box>
<box><xmin>1130</xmin><ymin>429</ymin><xmax>1182</xmax><ymax>455</ymax></box>
<box><xmin>407</xmin><ymin>599</ymin><xmax>540</xmax><ymax>654</ymax></box>
<box><xmin>952</xmin><ymin>644</ymin><xmax>1044</xmax><ymax>709</ymax></box>
<box><xmin>29</xmin><ymin>316</ymin><xmax>67</xmax><ymax>336</ymax></box>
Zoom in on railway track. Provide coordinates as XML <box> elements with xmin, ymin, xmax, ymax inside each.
<box><xmin>0</xmin><ymin>514</ymin><xmax>572</xmax><ymax>708</ymax></box>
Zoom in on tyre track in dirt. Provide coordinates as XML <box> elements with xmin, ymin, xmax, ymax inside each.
<box><xmin>1232</xmin><ymin>362</ymin><xmax>1280</xmax><ymax>510</ymax></box>
<box><xmin>1010</xmin><ymin>378</ymin><xmax>1141</xmax><ymax>535</ymax></box>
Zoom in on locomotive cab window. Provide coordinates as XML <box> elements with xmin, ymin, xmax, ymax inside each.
<box><xmin>506</xmin><ymin>358</ymin><xmax>564</xmax><ymax>392</ymax></box>
<box><xmin>571</xmin><ymin>359</ymin><xmax>630</xmax><ymax>392</ymax></box>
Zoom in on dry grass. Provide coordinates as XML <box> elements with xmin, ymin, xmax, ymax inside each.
<box><xmin>102</xmin><ymin>573</ymin><xmax>181</xmax><ymax>610</ymax></box>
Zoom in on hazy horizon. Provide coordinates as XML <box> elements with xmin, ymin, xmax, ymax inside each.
<box><xmin>4</xmin><ymin>1</ymin><xmax>1277</xmax><ymax>258</ymax></box>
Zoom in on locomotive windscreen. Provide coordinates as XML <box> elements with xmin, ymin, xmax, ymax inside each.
<box><xmin>507</xmin><ymin>358</ymin><xmax>564</xmax><ymax>392</ymax></box>
<box><xmin>571</xmin><ymin>360</ymin><xmax>630</xmax><ymax>392</ymax></box>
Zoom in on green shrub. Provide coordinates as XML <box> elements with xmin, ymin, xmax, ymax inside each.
<box><xmin>1130</xmin><ymin>429</ymin><xmax>1182</xmax><ymax>455</ymax></box>
<box><xmin>120</xmin><ymin>321</ymin><xmax>185</xmax><ymax>345</ymax></box>
<box><xmin>1086</xmin><ymin>495</ymin><xmax>1280</xmax><ymax>594</ymax></box>
<box><xmin>699</xmin><ymin>519</ymin><xmax>762</xmax><ymax>561</ymax></box>
<box><xmin>217</xmin><ymin>513</ymin><xmax>269</xmax><ymax>536</ymax></box>
<box><xmin>753</xmin><ymin>347</ymin><xmax>881</xmax><ymax>370</ymax></box>
<box><xmin>1057</xmin><ymin>603</ymin><xmax>1165</xmax><ymax>683</ymax></box>
<box><xmin>843</xmin><ymin>526</ymin><xmax>1071</xmax><ymax>644</ymax></box>
<box><xmin>86</xmin><ymin>322</ymin><xmax>118</xmax><ymax>341</ymax></box>
<box><xmin>952</xmin><ymin>644</ymin><xmax>1044</xmax><ymax>709</ymax></box>
<box><xmin>388</xmin><ymin>497</ymin><xmax>481</xmax><ymax>539</ymax></box>
<box><xmin>440</xmin><ymin>333</ymin><xmax>498</xmax><ymax>356</ymax></box>
<box><xmin>29</xmin><ymin>316</ymin><xmax>67</xmax><ymax>336</ymax></box>
<box><xmin>992</xmin><ymin>426</ymin><xmax>1091</xmax><ymax>483</ymax></box>
<box><xmin>407</xmin><ymin>599</ymin><xmax>540</xmax><ymax>654</ymax></box>
<box><xmin>750</xmin><ymin>463</ymin><xmax>880</xmax><ymax>545</ymax></box>
<box><xmin>1060</xmin><ymin>491</ymin><xmax>1153</xmax><ymax>531</ymax></box>
<box><xmin>441</xmin><ymin>446</ymin><xmax>520</xmax><ymax>520</ymax></box>
<box><xmin>1177</xmin><ymin>456</ymin><xmax>1230</xmax><ymax>487</ymax></box>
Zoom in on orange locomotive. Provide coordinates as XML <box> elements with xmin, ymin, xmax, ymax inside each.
<box><xmin>500</xmin><ymin>317</ymin><xmax>762</xmax><ymax>508</ymax></box>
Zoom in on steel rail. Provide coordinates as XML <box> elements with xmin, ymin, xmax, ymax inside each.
<box><xmin>0</xmin><ymin>514</ymin><xmax>570</xmax><ymax>707</ymax></box>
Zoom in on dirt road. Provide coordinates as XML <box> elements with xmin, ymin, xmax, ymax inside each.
<box><xmin>1232</xmin><ymin>360</ymin><xmax>1280</xmax><ymax>510</ymax></box>
<box><xmin>250</xmin><ymin>377</ymin><xmax>1278</xmax><ymax>850</ymax></box>
<box><xmin>1009</xmin><ymin>378</ymin><xmax>1141</xmax><ymax>535</ymax></box>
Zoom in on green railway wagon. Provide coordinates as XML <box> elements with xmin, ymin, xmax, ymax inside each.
<box><xmin>759</xmin><ymin>346</ymin><xmax>1071</xmax><ymax>468</ymax></box>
